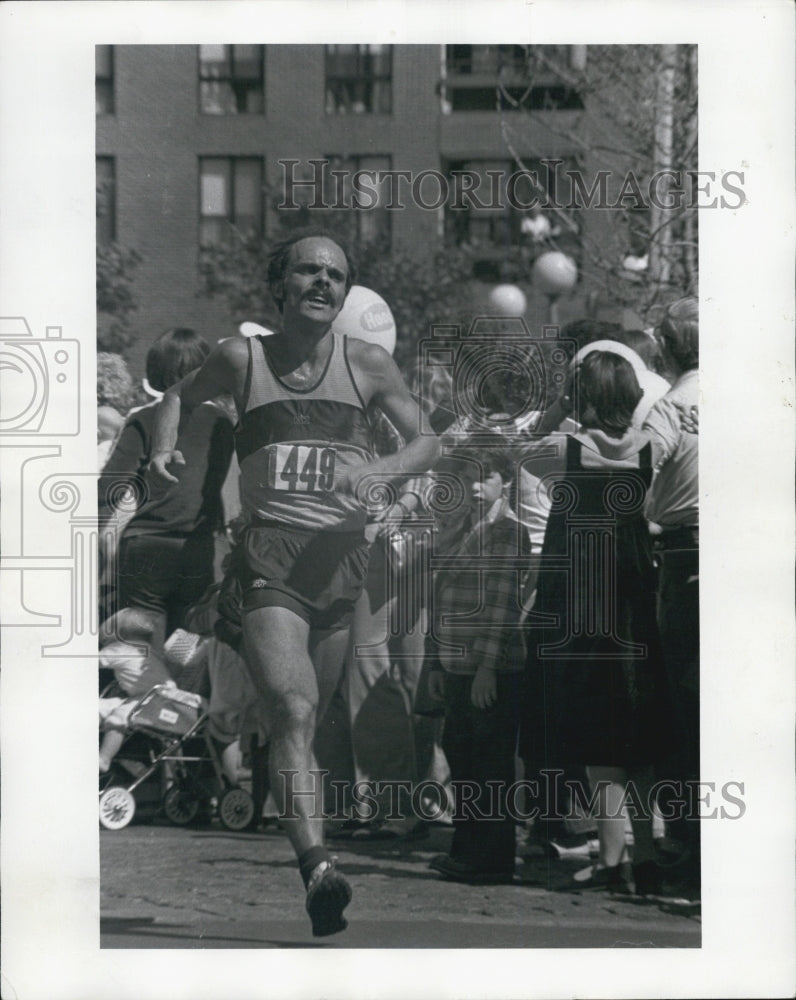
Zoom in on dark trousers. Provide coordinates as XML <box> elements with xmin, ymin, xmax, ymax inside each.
<box><xmin>442</xmin><ymin>672</ymin><xmax>522</xmax><ymax>873</ymax></box>
<box><xmin>657</xmin><ymin>544</ymin><xmax>700</xmax><ymax>855</ymax></box>
<box><xmin>117</xmin><ymin>532</ymin><xmax>216</xmax><ymax>635</ymax></box>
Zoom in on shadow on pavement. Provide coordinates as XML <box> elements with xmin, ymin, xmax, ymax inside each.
<box><xmin>100</xmin><ymin>916</ymin><xmax>328</xmax><ymax>949</ymax></box>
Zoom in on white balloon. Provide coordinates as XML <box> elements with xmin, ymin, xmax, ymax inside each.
<box><xmin>239</xmin><ymin>321</ymin><xmax>275</xmax><ymax>338</ymax></box>
<box><xmin>487</xmin><ymin>283</ymin><xmax>527</xmax><ymax>317</ymax></box>
<box><xmin>622</xmin><ymin>253</ymin><xmax>648</xmax><ymax>273</ymax></box>
<box><xmin>332</xmin><ymin>285</ymin><xmax>396</xmax><ymax>355</ymax></box>
<box><xmin>532</xmin><ymin>252</ymin><xmax>578</xmax><ymax>296</ymax></box>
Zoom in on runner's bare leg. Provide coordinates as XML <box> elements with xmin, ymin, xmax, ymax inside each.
<box><xmin>243</xmin><ymin>605</ymin><xmax>347</xmax><ymax>855</ymax></box>
<box><xmin>309</xmin><ymin>627</ymin><xmax>350</xmax><ymax>724</ymax></box>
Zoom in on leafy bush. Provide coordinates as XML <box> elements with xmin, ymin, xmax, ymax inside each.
<box><xmin>357</xmin><ymin>241</ymin><xmax>480</xmax><ymax>371</ymax></box>
<box><xmin>97</xmin><ymin>243</ymin><xmax>143</xmax><ymax>355</ymax></box>
<box><xmin>197</xmin><ymin>230</ymin><xmax>480</xmax><ymax>376</ymax></box>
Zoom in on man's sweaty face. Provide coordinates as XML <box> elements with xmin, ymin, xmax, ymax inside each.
<box><xmin>281</xmin><ymin>237</ymin><xmax>349</xmax><ymax>324</ymax></box>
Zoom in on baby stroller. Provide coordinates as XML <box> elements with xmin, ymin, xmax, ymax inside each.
<box><xmin>98</xmin><ymin>683</ymin><xmax>255</xmax><ymax>832</ymax></box>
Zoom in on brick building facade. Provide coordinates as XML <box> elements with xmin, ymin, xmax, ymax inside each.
<box><xmin>96</xmin><ymin>44</ymin><xmax>626</xmax><ymax>377</ymax></box>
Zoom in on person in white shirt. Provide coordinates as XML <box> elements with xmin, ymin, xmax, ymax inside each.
<box><xmin>642</xmin><ymin>297</ymin><xmax>700</xmax><ymax>896</ymax></box>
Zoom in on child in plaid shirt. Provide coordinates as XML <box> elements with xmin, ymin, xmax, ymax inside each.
<box><xmin>426</xmin><ymin>438</ymin><xmax>531</xmax><ymax>883</ymax></box>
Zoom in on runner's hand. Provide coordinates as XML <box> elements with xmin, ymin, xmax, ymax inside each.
<box><xmin>373</xmin><ymin>499</ymin><xmax>411</xmax><ymax>537</ymax></box>
<box><xmin>336</xmin><ymin>463</ymin><xmax>384</xmax><ymax>510</ymax></box>
<box><xmin>147</xmin><ymin>450</ymin><xmax>185</xmax><ymax>488</ymax></box>
<box><xmin>335</xmin><ymin>465</ymin><xmax>365</xmax><ymax>498</ymax></box>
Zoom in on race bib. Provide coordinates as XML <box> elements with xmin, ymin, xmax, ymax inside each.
<box><xmin>268</xmin><ymin>444</ymin><xmax>337</xmax><ymax>492</ymax></box>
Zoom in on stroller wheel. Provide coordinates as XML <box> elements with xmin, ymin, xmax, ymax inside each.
<box><xmin>218</xmin><ymin>788</ymin><xmax>256</xmax><ymax>831</ymax></box>
<box><xmin>162</xmin><ymin>784</ymin><xmax>200</xmax><ymax>826</ymax></box>
<box><xmin>99</xmin><ymin>786</ymin><xmax>136</xmax><ymax>830</ymax></box>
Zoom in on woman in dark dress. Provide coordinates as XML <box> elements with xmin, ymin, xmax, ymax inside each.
<box><xmin>521</xmin><ymin>351</ymin><xmax>668</xmax><ymax>894</ymax></box>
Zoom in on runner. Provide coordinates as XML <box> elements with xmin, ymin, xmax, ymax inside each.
<box><xmin>147</xmin><ymin>229</ymin><xmax>440</xmax><ymax>936</ymax></box>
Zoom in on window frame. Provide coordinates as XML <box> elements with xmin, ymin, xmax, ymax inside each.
<box><xmin>323</xmin><ymin>153</ymin><xmax>393</xmax><ymax>248</ymax></box>
<box><xmin>324</xmin><ymin>45</ymin><xmax>393</xmax><ymax>116</ymax></box>
<box><xmin>442</xmin><ymin>45</ymin><xmax>584</xmax><ymax>113</ymax></box>
<box><xmin>443</xmin><ymin>155</ymin><xmax>581</xmax><ymax>261</ymax></box>
<box><xmin>95</xmin><ymin>44</ymin><xmax>115</xmax><ymax>115</ymax></box>
<box><xmin>198</xmin><ymin>44</ymin><xmax>265</xmax><ymax>115</ymax></box>
<box><xmin>96</xmin><ymin>156</ymin><xmax>116</xmax><ymax>245</ymax></box>
<box><xmin>445</xmin><ymin>44</ymin><xmax>529</xmax><ymax>76</ymax></box>
<box><xmin>198</xmin><ymin>155</ymin><xmax>265</xmax><ymax>248</ymax></box>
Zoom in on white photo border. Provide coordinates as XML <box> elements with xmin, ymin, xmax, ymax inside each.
<box><xmin>1</xmin><ymin>2</ymin><xmax>794</xmax><ymax>998</ymax></box>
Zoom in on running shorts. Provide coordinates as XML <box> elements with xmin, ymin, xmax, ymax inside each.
<box><xmin>222</xmin><ymin>520</ymin><xmax>370</xmax><ymax>631</ymax></box>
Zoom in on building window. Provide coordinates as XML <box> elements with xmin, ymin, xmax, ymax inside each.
<box><xmin>96</xmin><ymin>45</ymin><xmax>114</xmax><ymax>114</ymax></box>
<box><xmin>445</xmin><ymin>159</ymin><xmax>518</xmax><ymax>249</ymax></box>
<box><xmin>325</xmin><ymin>45</ymin><xmax>392</xmax><ymax>114</ymax></box>
<box><xmin>199</xmin><ymin>45</ymin><xmax>264</xmax><ymax>114</ymax></box>
<box><xmin>96</xmin><ymin>157</ymin><xmax>116</xmax><ymax>245</ymax></box>
<box><xmin>324</xmin><ymin>155</ymin><xmax>392</xmax><ymax>247</ymax></box>
<box><xmin>447</xmin><ymin>44</ymin><xmax>529</xmax><ymax>76</ymax></box>
<box><xmin>199</xmin><ymin>157</ymin><xmax>264</xmax><ymax>246</ymax></box>
<box><xmin>443</xmin><ymin>45</ymin><xmax>584</xmax><ymax>112</ymax></box>
<box><xmin>444</xmin><ymin>157</ymin><xmax>580</xmax><ymax>279</ymax></box>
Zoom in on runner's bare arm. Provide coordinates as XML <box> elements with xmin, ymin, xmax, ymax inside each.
<box><xmin>148</xmin><ymin>338</ymin><xmax>248</xmax><ymax>487</ymax></box>
<box><xmin>342</xmin><ymin>341</ymin><xmax>441</xmax><ymax>497</ymax></box>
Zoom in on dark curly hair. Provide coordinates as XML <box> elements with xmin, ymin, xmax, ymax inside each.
<box><xmin>97</xmin><ymin>352</ymin><xmax>134</xmax><ymax>410</ymax></box>
<box><xmin>266</xmin><ymin>227</ymin><xmax>357</xmax><ymax>312</ymax></box>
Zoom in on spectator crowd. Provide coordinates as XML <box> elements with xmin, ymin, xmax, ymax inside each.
<box><xmin>97</xmin><ymin>288</ymin><xmax>701</xmax><ymax>912</ymax></box>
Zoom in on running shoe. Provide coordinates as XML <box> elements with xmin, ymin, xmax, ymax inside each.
<box><xmin>305</xmin><ymin>857</ymin><xmax>352</xmax><ymax>937</ymax></box>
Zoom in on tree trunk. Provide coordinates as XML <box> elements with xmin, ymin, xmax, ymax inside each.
<box><xmin>682</xmin><ymin>45</ymin><xmax>699</xmax><ymax>293</ymax></box>
<box><xmin>648</xmin><ymin>45</ymin><xmax>677</xmax><ymax>299</ymax></box>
